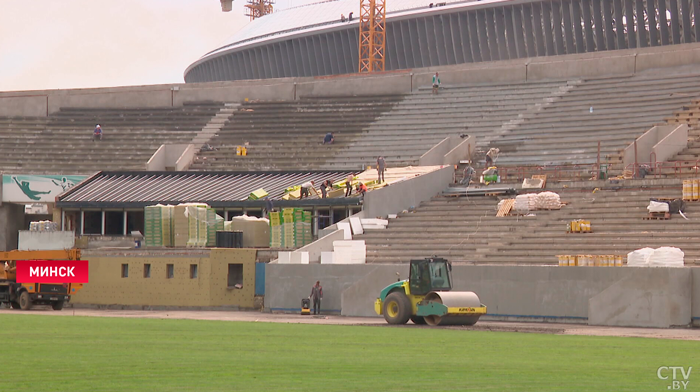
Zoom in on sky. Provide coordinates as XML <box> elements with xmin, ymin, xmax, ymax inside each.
<box><xmin>0</xmin><ymin>0</ymin><xmax>316</xmax><ymax>92</ymax></box>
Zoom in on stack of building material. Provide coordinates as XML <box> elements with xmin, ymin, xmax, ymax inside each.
<box><xmin>269</xmin><ymin>212</ymin><xmax>283</xmax><ymax>248</ymax></box>
<box><xmin>248</xmin><ymin>188</ymin><xmax>268</xmax><ymax>201</ymax></box>
<box><xmin>514</xmin><ymin>194</ymin><xmax>536</xmax><ymax>213</ymax></box>
<box><xmin>332</xmin><ymin>240</ymin><xmax>366</xmax><ymax>264</ymax></box>
<box><xmin>206</xmin><ymin>208</ymin><xmax>224</xmax><ymax>246</ymax></box>
<box><xmin>293</xmin><ymin>208</ymin><xmax>312</xmax><ymax>247</ymax></box>
<box><xmin>277</xmin><ymin>251</ymin><xmax>310</xmax><ymax>264</ymax></box>
<box><xmin>282</xmin><ymin>209</ymin><xmax>296</xmax><ymax>247</ymax></box>
<box><xmin>229</xmin><ymin>215</ymin><xmax>270</xmax><ymax>248</ymax></box>
<box><xmin>360</xmin><ymin>218</ymin><xmax>388</xmax><ymax>230</ymax></box>
<box><xmin>144</xmin><ymin>205</ymin><xmax>173</xmax><ymax>247</ymax></box>
<box><xmin>534</xmin><ymin>191</ymin><xmax>561</xmax><ymax>210</ymax></box>
<box><xmin>268</xmin><ymin>209</ymin><xmax>312</xmax><ymax>248</ymax></box>
<box><xmin>628</xmin><ymin>247</ymin><xmax>684</xmax><ymax>267</ymax></box>
<box><xmin>173</xmin><ymin>204</ymin><xmax>189</xmax><ymax>247</ymax></box>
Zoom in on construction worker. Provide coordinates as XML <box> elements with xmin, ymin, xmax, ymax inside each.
<box><xmin>432</xmin><ymin>72</ymin><xmax>441</xmax><ymax>94</ymax></box>
<box><xmin>309</xmin><ymin>281</ymin><xmax>323</xmax><ymax>315</ymax></box>
<box><xmin>461</xmin><ymin>165</ymin><xmax>475</xmax><ymax>186</ymax></box>
<box><xmin>376</xmin><ymin>156</ymin><xmax>386</xmax><ymax>183</ymax></box>
<box><xmin>344</xmin><ymin>173</ymin><xmax>354</xmax><ymax>197</ymax></box>
<box><xmin>300</xmin><ymin>181</ymin><xmax>318</xmax><ymax>199</ymax></box>
<box><xmin>485</xmin><ymin>147</ymin><xmax>499</xmax><ymax>167</ymax></box>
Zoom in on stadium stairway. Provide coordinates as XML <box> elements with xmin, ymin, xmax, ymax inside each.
<box><xmin>0</xmin><ymin>102</ymin><xmax>224</xmax><ymax>174</ymax></box>
<box><xmin>355</xmin><ymin>179</ymin><xmax>700</xmax><ymax>265</ymax></box>
<box><xmin>490</xmin><ymin>72</ymin><xmax>700</xmax><ymax>170</ymax></box>
<box><xmin>188</xmin><ymin>96</ymin><xmax>403</xmax><ymax>171</ymax></box>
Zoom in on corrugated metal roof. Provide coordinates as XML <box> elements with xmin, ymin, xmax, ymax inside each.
<box><xmin>57</xmin><ymin>170</ymin><xmax>359</xmax><ymax>208</ymax></box>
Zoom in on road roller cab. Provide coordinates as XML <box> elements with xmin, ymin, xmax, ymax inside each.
<box><xmin>374</xmin><ymin>257</ymin><xmax>487</xmax><ymax>326</ymax></box>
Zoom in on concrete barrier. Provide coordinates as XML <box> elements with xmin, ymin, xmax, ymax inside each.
<box><xmin>418</xmin><ymin>137</ymin><xmax>452</xmax><ymax>166</ymax></box>
<box><xmin>266</xmin><ymin>264</ymin><xmax>696</xmax><ymax>327</ymax></box>
<box><xmin>588</xmin><ymin>267</ymin><xmax>691</xmax><ymax>328</ymax></box>
<box><xmin>265</xmin><ymin>264</ymin><xmax>377</xmax><ymax>314</ymax></box>
<box><xmin>18</xmin><ymin>231</ymin><xmax>75</xmax><ymax>251</ymax></box>
<box><xmin>296</xmin><ymin>72</ymin><xmax>412</xmax><ymax>97</ymax></box>
<box><xmin>623</xmin><ymin>124</ymin><xmax>688</xmax><ymax>168</ymax></box>
<box><xmin>175</xmin><ymin>144</ymin><xmax>197</xmax><ymax>171</ymax></box>
<box><xmin>146</xmin><ymin>144</ymin><xmax>191</xmax><ymax>171</ymax></box>
<box><xmin>363</xmin><ymin>166</ymin><xmax>453</xmax><ymax>219</ymax></box>
<box><xmin>527</xmin><ymin>54</ymin><xmax>636</xmax><ymax>80</ymax></box>
<box><xmin>284</xmin><ymin>229</ymin><xmax>345</xmax><ymax>264</ymax></box>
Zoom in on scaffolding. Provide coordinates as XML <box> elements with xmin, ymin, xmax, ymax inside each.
<box><xmin>244</xmin><ymin>0</ymin><xmax>274</xmax><ymax>20</ymax></box>
<box><xmin>358</xmin><ymin>0</ymin><xmax>386</xmax><ymax>73</ymax></box>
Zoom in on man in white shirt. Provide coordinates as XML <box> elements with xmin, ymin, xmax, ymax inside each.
<box><xmin>300</xmin><ymin>181</ymin><xmax>317</xmax><ymax>199</ymax></box>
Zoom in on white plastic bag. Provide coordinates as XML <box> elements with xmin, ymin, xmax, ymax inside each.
<box><xmin>647</xmin><ymin>201</ymin><xmax>669</xmax><ymax>213</ymax></box>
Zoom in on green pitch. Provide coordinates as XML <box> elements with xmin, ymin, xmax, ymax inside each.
<box><xmin>0</xmin><ymin>314</ymin><xmax>697</xmax><ymax>391</ymax></box>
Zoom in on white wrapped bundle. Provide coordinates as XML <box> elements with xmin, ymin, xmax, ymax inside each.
<box><xmin>514</xmin><ymin>194</ymin><xmax>534</xmax><ymax>213</ymax></box>
<box><xmin>647</xmin><ymin>201</ymin><xmax>669</xmax><ymax>213</ymax></box>
<box><xmin>534</xmin><ymin>191</ymin><xmax>561</xmax><ymax>210</ymax></box>
<box><xmin>627</xmin><ymin>247</ymin><xmax>654</xmax><ymax>266</ymax></box>
<box><xmin>649</xmin><ymin>247</ymin><xmax>684</xmax><ymax>267</ymax></box>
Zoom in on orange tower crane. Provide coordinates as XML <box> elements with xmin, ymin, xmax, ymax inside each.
<box><xmin>244</xmin><ymin>0</ymin><xmax>274</xmax><ymax>20</ymax></box>
<box><xmin>358</xmin><ymin>0</ymin><xmax>386</xmax><ymax>73</ymax></box>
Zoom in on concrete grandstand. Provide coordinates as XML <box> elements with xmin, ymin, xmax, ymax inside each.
<box><xmin>0</xmin><ymin>1</ymin><xmax>698</xmax><ymax>328</ymax></box>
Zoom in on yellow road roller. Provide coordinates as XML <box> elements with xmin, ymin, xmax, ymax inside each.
<box><xmin>374</xmin><ymin>257</ymin><xmax>486</xmax><ymax>326</ymax></box>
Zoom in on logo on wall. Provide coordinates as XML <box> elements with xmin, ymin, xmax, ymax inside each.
<box><xmin>2</xmin><ymin>175</ymin><xmax>86</xmax><ymax>203</ymax></box>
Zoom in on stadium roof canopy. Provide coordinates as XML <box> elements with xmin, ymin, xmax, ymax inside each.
<box><xmin>56</xmin><ymin>170</ymin><xmax>360</xmax><ymax>209</ymax></box>
<box><xmin>185</xmin><ymin>0</ymin><xmax>700</xmax><ymax>83</ymax></box>
<box><xmin>206</xmin><ymin>0</ymin><xmax>473</xmax><ymax>57</ymax></box>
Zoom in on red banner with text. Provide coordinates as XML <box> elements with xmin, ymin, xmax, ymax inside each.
<box><xmin>15</xmin><ymin>260</ymin><xmax>89</xmax><ymax>283</ymax></box>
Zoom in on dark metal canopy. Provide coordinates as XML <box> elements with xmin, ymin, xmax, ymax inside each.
<box><xmin>56</xmin><ymin>170</ymin><xmax>361</xmax><ymax>209</ymax></box>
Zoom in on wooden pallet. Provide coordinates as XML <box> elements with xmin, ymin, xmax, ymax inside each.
<box><xmin>496</xmin><ymin>199</ymin><xmax>515</xmax><ymax>217</ymax></box>
<box><xmin>531</xmin><ymin>174</ymin><xmax>547</xmax><ymax>188</ymax></box>
<box><xmin>643</xmin><ymin>212</ymin><xmax>671</xmax><ymax>220</ymax></box>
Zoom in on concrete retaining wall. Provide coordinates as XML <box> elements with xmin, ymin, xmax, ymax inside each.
<box><xmin>18</xmin><ymin>231</ymin><xmax>75</xmax><ymax>251</ymax></box>
<box><xmin>266</xmin><ymin>264</ymin><xmax>696</xmax><ymax>328</ymax></box>
<box><xmin>5</xmin><ymin>43</ymin><xmax>700</xmax><ymax>117</ymax></box>
<box><xmin>363</xmin><ymin>166</ymin><xmax>453</xmax><ymax>219</ymax></box>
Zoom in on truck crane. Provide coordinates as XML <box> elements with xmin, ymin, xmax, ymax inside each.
<box><xmin>0</xmin><ymin>249</ymin><xmax>83</xmax><ymax>311</ymax></box>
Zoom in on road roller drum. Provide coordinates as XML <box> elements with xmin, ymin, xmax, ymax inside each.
<box><xmin>417</xmin><ymin>291</ymin><xmax>485</xmax><ymax>326</ymax></box>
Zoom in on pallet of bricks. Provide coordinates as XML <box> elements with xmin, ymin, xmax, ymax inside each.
<box><xmin>268</xmin><ymin>208</ymin><xmax>312</xmax><ymax>248</ymax></box>
<box><xmin>144</xmin><ymin>205</ymin><xmax>173</xmax><ymax>247</ymax></box>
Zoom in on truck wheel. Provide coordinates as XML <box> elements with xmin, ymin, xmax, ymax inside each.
<box><xmin>51</xmin><ymin>301</ymin><xmax>65</xmax><ymax>311</ymax></box>
<box><xmin>411</xmin><ymin>316</ymin><xmax>426</xmax><ymax>325</ymax></box>
<box><xmin>9</xmin><ymin>302</ymin><xmax>20</xmax><ymax>310</ymax></box>
<box><xmin>383</xmin><ymin>292</ymin><xmax>411</xmax><ymax>325</ymax></box>
<box><xmin>18</xmin><ymin>291</ymin><xmax>32</xmax><ymax>310</ymax></box>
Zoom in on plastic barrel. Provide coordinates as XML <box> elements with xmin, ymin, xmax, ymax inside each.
<box><xmin>216</xmin><ymin>231</ymin><xmax>234</xmax><ymax>248</ymax></box>
<box><xmin>558</xmin><ymin>255</ymin><xmax>568</xmax><ymax>266</ymax></box>
<box><xmin>233</xmin><ymin>231</ymin><xmax>243</xmax><ymax>248</ymax></box>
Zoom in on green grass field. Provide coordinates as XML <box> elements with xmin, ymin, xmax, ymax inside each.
<box><xmin>0</xmin><ymin>314</ymin><xmax>697</xmax><ymax>391</ymax></box>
